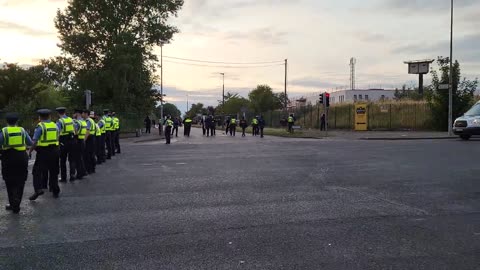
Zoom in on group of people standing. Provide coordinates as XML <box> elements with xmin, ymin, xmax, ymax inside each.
<box><xmin>0</xmin><ymin>107</ymin><xmax>121</xmax><ymax>214</ymax></box>
<box><xmin>225</xmin><ymin>115</ymin><xmax>266</xmax><ymax>138</ymax></box>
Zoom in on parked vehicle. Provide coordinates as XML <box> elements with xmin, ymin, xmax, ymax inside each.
<box><xmin>453</xmin><ymin>101</ymin><xmax>480</xmax><ymax>140</ymax></box>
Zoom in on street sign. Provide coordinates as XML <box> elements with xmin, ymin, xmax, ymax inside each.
<box><xmin>439</xmin><ymin>84</ymin><xmax>450</xmax><ymax>90</ymax></box>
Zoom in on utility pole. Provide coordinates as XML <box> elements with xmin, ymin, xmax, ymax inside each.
<box><xmin>220</xmin><ymin>73</ymin><xmax>225</xmax><ymax>128</ymax></box>
<box><xmin>186</xmin><ymin>94</ymin><xmax>189</xmax><ymax>115</ymax></box>
<box><xmin>284</xmin><ymin>59</ymin><xmax>288</xmax><ymax>115</ymax></box>
<box><xmin>448</xmin><ymin>0</ymin><xmax>454</xmax><ymax>136</ymax></box>
<box><xmin>159</xmin><ymin>42</ymin><xmax>164</xmax><ymax>135</ymax></box>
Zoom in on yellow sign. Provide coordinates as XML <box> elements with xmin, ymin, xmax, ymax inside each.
<box><xmin>355</xmin><ymin>104</ymin><xmax>368</xmax><ymax>131</ymax></box>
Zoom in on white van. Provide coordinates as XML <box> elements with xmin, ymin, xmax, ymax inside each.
<box><xmin>453</xmin><ymin>101</ymin><xmax>480</xmax><ymax>140</ymax></box>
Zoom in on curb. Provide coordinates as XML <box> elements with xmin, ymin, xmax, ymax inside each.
<box><xmin>134</xmin><ymin>136</ymin><xmax>165</xmax><ymax>143</ymax></box>
<box><xmin>359</xmin><ymin>137</ymin><xmax>456</xmax><ymax>141</ymax></box>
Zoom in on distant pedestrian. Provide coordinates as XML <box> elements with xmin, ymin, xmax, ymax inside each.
<box><xmin>165</xmin><ymin>116</ymin><xmax>173</xmax><ymax>144</ymax></box>
<box><xmin>211</xmin><ymin>117</ymin><xmax>216</xmax><ymax>136</ymax></box>
<box><xmin>287</xmin><ymin>114</ymin><xmax>295</xmax><ymax>133</ymax></box>
<box><xmin>251</xmin><ymin>116</ymin><xmax>259</xmax><ymax>136</ymax></box>
<box><xmin>320</xmin><ymin>114</ymin><xmax>326</xmax><ymax>131</ymax></box>
<box><xmin>239</xmin><ymin>117</ymin><xmax>248</xmax><ymax>137</ymax></box>
<box><xmin>172</xmin><ymin>117</ymin><xmax>179</xmax><ymax>137</ymax></box>
<box><xmin>183</xmin><ymin>117</ymin><xmax>192</xmax><ymax>136</ymax></box>
<box><xmin>225</xmin><ymin>116</ymin><xmax>230</xmax><ymax>135</ymax></box>
<box><xmin>229</xmin><ymin>117</ymin><xmax>237</xmax><ymax>136</ymax></box>
<box><xmin>205</xmin><ymin>115</ymin><xmax>213</xmax><ymax>137</ymax></box>
<box><xmin>201</xmin><ymin>117</ymin><xmax>206</xmax><ymax>136</ymax></box>
<box><xmin>259</xmin><ymin>115</ymin><xmax>266</xmax><ymax>138</ymax></box>
<box><xmin>152</xmin><ymin>119</ymin><xmax>156</xmax><ymax>128</ymax></box>
<box><xmin>144</xmin><ymin>116</ymin><xmax>151</xmax><ymax>134</ymax></box>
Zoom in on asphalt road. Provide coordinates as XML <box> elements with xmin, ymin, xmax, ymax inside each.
<box><xmin>1</xmin><ymin>128</ymin><xmax>479</xmax><ymax>270</ymax></box>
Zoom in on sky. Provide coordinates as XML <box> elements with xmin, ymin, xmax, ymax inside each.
<box><xmin>1</xmin><ymin>0</ymin><xmax>479</xmax><ymax>113</ymax></box>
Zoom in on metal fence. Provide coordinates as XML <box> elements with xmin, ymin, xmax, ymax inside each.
<box><xmin>292</xmin><ymin>101</ymin><xmax>434</xmax><ymax>131</ymax></box>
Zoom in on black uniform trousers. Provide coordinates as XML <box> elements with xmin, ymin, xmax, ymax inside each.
<box><xmin>99</xmin><ymin>134</ymin><xmax>106</xmax><ymax>162</ymax></box>
<box><xmin>105</xmin><ymin>131</ymin><xmax>113</xmax><ymax>159</ymax></box>
<box><xmin>59</xmin><ymin>135</ymin><xmax>75</xmax><ymax>181</ymax></box>
<box><xmin>32</xmin><ymin>146</ymin><xmax>60</xmax><ymax>194</ymax></box>
<box><xmin>288</xmin><ymin>123</ymin><xmax>294</xmax><ymax>133</ymax></box>
<box><xmin>252</xmin><ymin>125</ymin><xmax>258</xmax><ymax>136</ymax></box>
<box><xmin>184</xmin><ymin>125</ymin><xmax>191</xmax><ymax>136</ymax></box>
<box><xmin>96</xmin><ymin>135</ymin><xmax>103</xmax><ymax>164</ymax></box>
<box><xmin>172</xmin><ymin>126</ymin><xmax>178</xmax><ymax>137</ymax></box>
<box><xmin>114</xmin><ymin>130</ymin><xmax>121</xmax><ymax>153</ymax></box>
<box><xmin>72</xmin><ymin>137</ymin><xmax>86</xmax><ymax>178</ymax></box>
<box><xmin>229</xmin><ymin>125</ymin><xmax>236</xmax><ymax>136</ymax></box>
<box><xmin>1</xmin><ymin>149</ymin><xmax>28</xmax><ymax>210</ymax></box>
<box><xmin>110</xmin><ymin>131</ymin><xmax>116</xmax><ymax>156</ymax></box>
<box><xmin>210</xmin><ymin>125</ymin><xmax>216</xmax><ymax>136</ymax></box>
<box><xmin>165</xmin><ymin>126</ymin><xmax>172</xmax><ymax>144</ymax></box>
<box><xmin>84</xmin><ymin>136</ymin><xmax>96</xmax><ymax>174</ymax></box>
<box><xmin>260</xmin><ymin>126</ymin><xmax>264</xmax><ymax>138</ymax></box>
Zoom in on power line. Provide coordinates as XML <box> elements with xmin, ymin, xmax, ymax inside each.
<box><xmin>163</xmin><ymin>60</ymin><xmax>285</xmax><ymax>69</ymax></box>
<box><xmin>163</xmin><ymin>56</ymin><xmax>284</xmax><ymax>65</ymax></box>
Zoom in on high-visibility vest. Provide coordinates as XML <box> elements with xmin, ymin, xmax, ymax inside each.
<box><xmin>87</xmin><ymin>118</ymin><xmax>96</xmax><ymax>135</ymax></box>
<box><xmin>76</xmin><ymin>120</ymin><xmax>87</xmax><ymax>140</ymax></box>
<box><xmin>230</xmin><ymin>118</ymin><xmax>236</xmax><ymax>124</ymax></box>
<box><xmin>252</xmin><ymin>118</ymin><xmax>258</xmax><ymax>125</ymax></box>
<box><xmin>59</xmin><ymin>117</ymin><xmax>74</xmax><ymax>136</ymax></box>
<box><xmin>99</xmin><ymin>119</ymin><xmax>106</xmax><ymax>134</ymax></box>
<box><xmin>95</xmin><ymin>123</ymin><xmax>101</xmax><ymax>137</ymax></box>
<box><xmin>288</xmin><ymin>116</ymin><xmax>294</xmax><ymax>123</ymax></box>
<box><xmin>104</xmin><ymin>116</ymin><xmax>113</xmax><ymax>131</ymax></box>
<box><xmin>166</xmin><ymin>119</ymin><xmax>174</xmax><ymax>127</ymax></box>
<box><xmin>37</xmin><ymin>122</ymin><xmax>59</xmax><ymax>147</ymax></box>
<box><xmin>1</xmin><ymin>126</ymin><xmax>27</xmax><ymax>151</ymax></box>
<box><xmin>113</xmin><ymin>117</ymin><xmax>119</xmax><ymax>130</ymax></box>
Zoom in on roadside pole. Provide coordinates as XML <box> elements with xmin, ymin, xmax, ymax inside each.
<box><xmin>324</xmin><ymin>92</ymin><xmax>328</xmax><ymax>137</ymax></box>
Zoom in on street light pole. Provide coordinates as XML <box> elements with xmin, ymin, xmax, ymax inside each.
<box><xmin>160</xmin><ymin>43</ymin><xmax>164</xmax><ymax>135</ymax></box>
<box><xmin>448</xmin><ymin>0</ymin><xmax>454</xmax><ymax>136</ymax></box>
<box><xmin>220</xmin><ymin>73</ymin><xmax>225</xmax><ymax>127</ymax></box>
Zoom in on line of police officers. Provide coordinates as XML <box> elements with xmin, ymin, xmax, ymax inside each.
<box><xmin>0</xmin><ymin>107</ymin><xmax>120</xmax><ymax>214</ymax></box>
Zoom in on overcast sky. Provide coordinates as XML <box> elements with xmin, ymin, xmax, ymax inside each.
<box><xmin>1</xmin><ymin>0</ymin><xmax>479</xmax><ymax>113</ymax></box>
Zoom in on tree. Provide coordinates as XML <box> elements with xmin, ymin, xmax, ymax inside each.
<box><xmin>394</xmin><ymin>85</ymin><xmax>424</xmax><ymax>101</ymax></box>
<box><xmin>427</xmin><ymin>57</ymin><xmax>478</xmax><ymax>130</ymax></box>
<box><xmin>157</xmin><ymin>103</ymin><xmax>181</xmax><ymax>119</ymax></box>
<box><xmin>217</xmin><ymin>95</ymin><xmax>250</xmax><ymax>115</ymax></box>
<box><xmin>185</xmin><ymin>103</ymin><xmax>208</xmax><ymax>119</ymax></box>
<box><xmin>248</xmin><ymin>85</ymin><xmax>283</xmax><ymax>114</ymax></box>
<box><xmin>54</xmin><ymin>0</ymin><xmax>184</xmax><ymax>115</ymax></box>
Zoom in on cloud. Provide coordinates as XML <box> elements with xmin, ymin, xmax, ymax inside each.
<box><xmin>355</xmin><ymin>31</ymin><xmax>388</xmax><ymax>43</ymax></box>
<box><xmin>0</xmin><ymin>20</ymin><xmax>55</xmax><ymax>37</ymax></box>
<box><xmin>391</xmin><ymin>33</ymin><xmax>480</xmax><ymax>63</ymax></box>
<box><xmin>382</xmin><ymin>0</ymin><xmax>478</xmax><ymax>13</ymax></box>
<box><xmin>224</xmin><ymin>27</ymin><xmax>288</xmax><ymax>45</ymax></box>
<box><xmin>289</xmin><ymin>77</ymin><xmax>343</xmax><ymax>89</ymax></box>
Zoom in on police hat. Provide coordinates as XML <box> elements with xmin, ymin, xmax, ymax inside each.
<box><xmin>5</xmin><ymin>112</ymin><xmax>19</xmax><ymax>122</ymax></box>
<box><xmin>37</xmin><ymin>109</ymin><xmax>51</xmax><ymax>116</ymax></box>
<box><xmin>55</xmin><ymin>107</ymin><xmax>67</xmax><ymax>113</ymax></box>
<box><xmin>89</xmin><ymin>111</ymin><xmax>95</xmax><ymax>117</ymax></box>
<box><xmin>103</xmin><ymin>109</ymin><xmax>110</xmax><ymax>113</ymax></box>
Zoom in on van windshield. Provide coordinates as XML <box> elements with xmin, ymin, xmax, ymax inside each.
<box><xmin>465</xmin><ymin>103</ymin><xmax>480</xmax><ymax>116</ymax></box>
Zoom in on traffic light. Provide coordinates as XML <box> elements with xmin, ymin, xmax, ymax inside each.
<box><xmin>319</xmin><ymin>93</ymin><xmax>324</xmax><ymax>104</ymax></box>
<box><xmin>326</xmin><ymin>93</ymin><xmax>330</xmax><ymax>107</ymax></box>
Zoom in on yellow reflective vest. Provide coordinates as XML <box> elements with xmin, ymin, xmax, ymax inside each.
<box><xmin>37</xmin><ymin>122</ymin><xmax>59</xmax><ymax>147</ymax></box>
<box><xmin>1</xmin><ymin>126</ymin><xmax>27</xmax><ymax>151</ymax></box>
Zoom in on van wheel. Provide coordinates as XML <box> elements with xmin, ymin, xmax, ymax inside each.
<box><xmin>460</xmin><ymin>135</ymin><xmax>471</xmax><ymax>140</ymax></box>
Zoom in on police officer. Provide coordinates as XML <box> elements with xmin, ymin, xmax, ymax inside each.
<box><xmin>251</xmin><ymin>116</ymin><xmax>259</xmax><ymax>136</ymax></box>
<box><xmin>112</xmin><ymin>112</ymin><xmax>121</xmax><ymax>154</ymax></box>
<box><xmin>183</xmin><ymin>117</ymin><xmax>192</xmax><ymax>136</ymax></box>
<box><xmin>239</xmin><ymin>117</ymin><xmax>248</xmax><ymax>137</ymax></box>
<box><xmin>56</xmin><ymin>107</ymin><xmax>75</xmax><ymax>182</ymax></box>
<box><xmin>82</xmin><ymin>110</ymin><xmax>96</xmax><ymax>174</ymax></box>
<box><xmin>211</xmin><ymin>116</ymin><xmax>216</xmax><ymax>136</ymax></box>
<box><xmin>0</xmin><ymin>113</ymin><xmax>32</xmax><ymax>213</ymax></box>
<box><xmin>72</xmin><ymin>109</ymin><xmax>87</xmax><ymax>179</ymax></box>
<box><xmin>229</xmin><ymin>116</ymin><xmax>237</xmax><ymax>136</ymax></box>
<box><xmin>165</xmin><ymin>116</ymin><xmax>173</xmax><ymax>144</ymax></box>
<box><xmin>172</xmin><ymin>117</ymin><xmax>179</xmax><ymax>137</ymax></box>
<box><xmin>287</xmin><ymin>114</ymin><xmax>295</xmax><ymax>133</ymax></box>
<box><xmin>259</xmin><ymin>115</ymin><xmax>266</xmax><ymax>138</ymax></box>
<box><xmin>29</xmin><ymin>109</ymin><xmax>60</xmax><ymax>201</ymax></box>
<box><xmin>102</xmin><ymin>109</ymin><xmax>114</xmax><ymax>159</ymax></box>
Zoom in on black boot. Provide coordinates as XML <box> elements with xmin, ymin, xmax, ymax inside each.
<box><xmin>29</xmin><ymin>190</ymin><xmax>45</xmax><ymax>201</ymax></box>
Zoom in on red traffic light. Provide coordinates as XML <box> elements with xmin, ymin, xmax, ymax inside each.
<box><xmin>325</xmin><ymin>93</ymin><xmax>330</xmax><ymax>98</ymax></box>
